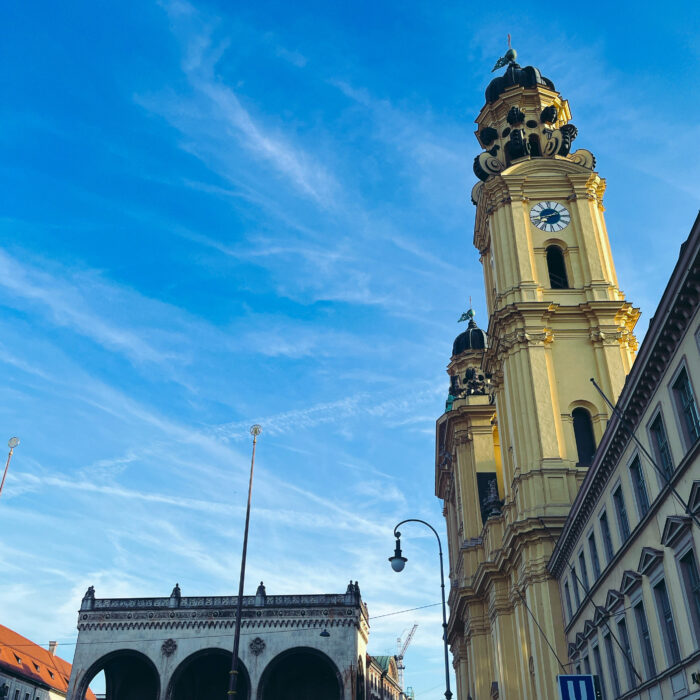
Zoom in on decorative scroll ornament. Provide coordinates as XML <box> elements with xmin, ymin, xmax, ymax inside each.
<box><xmin>472</xmin><ymin>92</ymin><xmax>595</xmax><ymax>182</ymax></box>
<box><xmin>249</xmin><ymin>637</ymin><xmax>266</xmax><ymax>656</ymax></box>
<box><xmin>566</xmin><ymin>148</ymin><xmax>596</xmax><ymax>169</ymax></box>
<box><xmin>474</xmin><ymin>151</ymin><xmax>506</xmax><ymax>181</ymax></box>
<box><xmin>161</xmin><ymin>638</ymin><xmax>177</xmax><ymax>656</ymax></box>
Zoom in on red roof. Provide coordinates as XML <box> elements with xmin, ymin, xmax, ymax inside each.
<box><xmin>0</xmin><ymin>624</ymin><xmax>96</xmax><ymax>699</ymax></box>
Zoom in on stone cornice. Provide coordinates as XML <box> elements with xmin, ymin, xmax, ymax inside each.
<box><xmin>78</xmin><ymin>593</ymin><xmax>368</xmax><ymax>637</ymax></box>
<box><xmin>549</xmin><ymin>214</ymin><xmax>700</xmax><ymax>577</ymax></box>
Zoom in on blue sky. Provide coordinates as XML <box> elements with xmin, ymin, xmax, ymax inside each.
<box><xmin>1</xmin><ymin>0</ymin><xmax>699</xmax><ymax>695</ymax></box>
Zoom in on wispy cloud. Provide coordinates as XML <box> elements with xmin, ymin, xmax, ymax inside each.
<box><xmin>0</xmin><ymin>250</ymin><xmax>172</xmax><ymax>365</ymax></box>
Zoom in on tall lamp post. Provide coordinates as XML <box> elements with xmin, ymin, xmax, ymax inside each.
<box><xmin>389</xmin><ymin>519</ymin><xmax>452</xmax><ymax>700</ymax></box>
<box><xmin>0</xmin><ymin>438</ymin><xmax>20</xmax><ymax>501</ymax></box>
<box><xmin>228</xmin><ymin>424</ymin><xmax>262</xmax><ymax>698</ymax></box>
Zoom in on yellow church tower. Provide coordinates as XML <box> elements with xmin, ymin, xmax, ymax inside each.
<box><xmin>436</xmin><ymin>48</ymin><xmax>639</xmax><ymax>699</ymax></box>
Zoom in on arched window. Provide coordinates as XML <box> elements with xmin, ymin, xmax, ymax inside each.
<box><xmin>573</xmin><ymin>407</ymin><xmax>596</xmax><ymax>466</ymax></box>
<box><xmin>546</xmin><ymin>245</ymin><xmax>569</xmax><ymax>289</ymax></box>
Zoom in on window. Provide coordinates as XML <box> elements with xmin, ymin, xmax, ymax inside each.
<box><xmin>653</xmin><ymin>579</ymin><xmax>681</xmax><ymax>665</ymax></box>
<box><xmin>592</xmin><ymin>644</ymin><xmax>607</xmax><ymax>700</ymax></box>
<box><xmin>629</xmin><ymin>456</ymin><xmax>650</xmax><ymax>518</ymax></box>
<box><xmin>679</xmin><ymin>549</ymin><xmax>700</xmax><ymax>642</ymax></box>
<box><xmin>588</xmin><ymin>532</ymin><xmax>601</xmax><ymax>578</ymax></box>
<box><xmin>573</xmin><ymin>407</ymin><xmax>596</xmax><ymax>465</ymax></box>
<box><xmin>575</xmin><ymin>664</ymin><xmax>582</xmax><ymax>675</ymax></box>
<box><xmin>613</xmin><ymin>486</ymin><xmax>631</xmax><ymax>542</ymax></box>
<box><xmin>546</xmin><ymin>245</ymin><xmax>569</xmax><ymax>289</ymax></box>
<box><xmin>14</xmin><ymin>691</ymin><xmax>19</xmax><ymax>700</ymax></box>
<box><xmin>649</xmin><ymin>413</ymin><xmax>674</xmax><ymax>479</ymax></box>
<box><xmin>571</xmin><ymin>565</ymin><xmax>581</xmax><ymax>607</ymax></box>
<box><xmin>633</xmin><ymin>601</ymin><xmax>656</xmax><ymax>679</ymax></box>
<box><xmin>578</xmin><ymin>551</ymin><xmax>590</xmax><ymax>592</ymax></box>
<box><xmin>600</xmin><ymin>511</ymin><xmax>614</xmax><ymax>562</ymax></box>
<box><xmin>583</xmin><ymin>653</ymin><xmax>591</xmax><ymax>675</ymax></box>
<box><xmin>603</xmin><ymin>631</ymin><xmax>621</xmax><ymax>698</ymax></box>
<box><xmin>617</xmin><ymin>617</ymin><xmax>637</xmax><ymax>690</ymax></box>
<box><xmin>564</xmin><ymin>579</ymin><xmax>573</xmax><ymax>620</ymax></box>
<box><xmin>672</xmin><ymin>367</ymin><xmax>700</xmax><ymax>449</ymax></box>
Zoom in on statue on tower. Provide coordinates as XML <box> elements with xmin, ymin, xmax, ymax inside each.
<box><xmin>491</xmin><ymin>34</ymin><xmax>517</xmax><ymax>72</ymax></box>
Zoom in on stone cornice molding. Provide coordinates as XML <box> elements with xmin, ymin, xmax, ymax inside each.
<box><xmin>78</xmin><ymin>593</ymin><xmax>368</xmax><ymax>640</ymax></box>
<box><xmin>549</xmin><ymin>214</ymin><xmax>700</xmax><ymax>577</ymax></box>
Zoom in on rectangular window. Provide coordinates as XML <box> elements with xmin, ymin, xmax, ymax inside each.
<box><xmin>600</xmin><ymin>510</ymin><xmax>614</xmax><ymax>563</ymax></box>
<box><xmin>588</xmin><ymin>533</ymin><xmax>601</xmax><ymax>578</ymax></box>
<box><xmin>604</xmin><ymin>631</ymin><xmax>621</xmax><ymax>698</ymax></box>
<box><xmin>653</xmin><ymin>579</ymin><xmax>681</xmax><ymax>665</ymax></box>
<box><xmin>634</xmin><ymin>601</ymin><xmax>657</xmax><ymax>678</ymax></box>
<box><xmin>629</xmin><ymin>456</ymin><xmax>650</xmax><ymax>518</ymax></box>
<box><xmin>679</xmin><ymin>549</ymin><xmax>700</xmax><ymax>642</ymax></box>
<box><xmin>583</xmin><ymin>653</ymin><xmax>591</xmax><ymax>675</ymax></box>
<box><xmin>575</xmin><ymin>663</ymin><xmax>581</xmax><ymax>675</ymax></box>
<box><xmin>613</xmin><ymin>486</ymin><xmax>631</xmax><ymax>542</ymax></box>
<box><xmin>673</xmin><ymin>367</ymin><xmax>700</xmax><ymax>448</ymax></box>
<box><xmin>14</xmin><ymin>691</ymin><xmax>19</xmax><ymax>700</ymax></box>
<box><xmin>617</xmin><ymin>617</ymin><xmax>637</xmax><ymax>690</ymax></box>
<box><xmin>592</xmin><ymin>644</ymin><xmax>607</xmax><ymax>700</ymax></box>
<box><xmin>564</xmin><ymin>580</ymin><xmax>573</xmax><ymax>620</ymax></box>
<box><xmin>579</xmin><ymin>551</ymin><xmax>590</xmax><ymax>592</ymax></box>
<box><xmin>649</xmin><ymin>413</ymin><xmax>674</xmax><ymax>479</ymax></box>
<box><xmin>571</xmin><ymin>565</ymin><xmax>581</xmax><ymax>607</ymax></box>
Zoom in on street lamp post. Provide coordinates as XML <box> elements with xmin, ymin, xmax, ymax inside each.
<box><xmin>228</xmin><ymin>424</ymin><xmax>262</xmax><ymax>698</ymax></box>
<box><xmin>389</xmin><ymin>519</ymin><xmax>453</xmax><ymax>700</ymax></box>
<box><xmin>0</xmin><ymin>438</ymin><xmax>20</xmax><ymax>501</ymax></box>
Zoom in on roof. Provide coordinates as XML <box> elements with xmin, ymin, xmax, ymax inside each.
<box><xmin>372</xmin><ymin>655</ymin><xmax>393</xmax><ymax>672</ymax></box>
<box><xmin>452</xmin><ymin>316</ymin><xmax>487</xmax><ymax>356</ymax></box>
<box><xmin>0</xmin><ymin>624</ymin><xmax>96</xmax><ymax>699</ymax></box>
<box><xmin>367</xmin><ymin>654</ymin><xmax>399</xmax><ymax>683</ymax></box>
<box><xmin>485</xmin><ymin>62</ymin><xmax>555</xmax><ymax>104</ymax></box>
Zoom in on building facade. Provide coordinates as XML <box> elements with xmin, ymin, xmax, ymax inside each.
<box><xmin>366</xmin><ymin>655</ymin><xmax>402</xmax><ymax>700</ymax></box>
<box><xmin>0</xmin><ymin>625</ymin><xmax>96</xmax><ymax>700</ymax></box>
<box><xmin>66</xmin><ymin>581</ymin><xmax>371</xmax><ymax>700</ymax></box>
<box><xmin>436</xmin><ymin>54</ymin><xmax>641</xmax><ymax>699</ymax></box>
<box><xmin>548</xmin><ymin>215</ymin><xmax>700</xmax><ymax>699</ymax></box>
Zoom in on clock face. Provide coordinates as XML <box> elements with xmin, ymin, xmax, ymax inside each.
<box><xmin>530</xmin><ymin>201</ymin><xmax>570</xmax><ymax>232</ymax></box>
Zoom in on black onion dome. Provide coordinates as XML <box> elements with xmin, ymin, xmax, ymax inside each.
<box><xmin>485</xmin><ymin>63</ymin><xmax>555</xmax><ymax>104</ymax></box>
<box><xmin>452</xmin><ymin>310</ymin><xmax>487</xmax><ymax>356</ymax></box>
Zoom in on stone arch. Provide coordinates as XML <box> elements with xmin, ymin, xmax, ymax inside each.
<box><xmin>74</xmin><ymin>649</ymin><xmax>160</xmax><ymax>700</ymax></box>
<box><xmin>257</xmin><ymin>646</ymin><xmax>344</xmax><ymax>700</ymax></box>
<box><xmin>166</xmin><ymin>648</ymin><xmax>250</xmax><ymax>700</ymax></box>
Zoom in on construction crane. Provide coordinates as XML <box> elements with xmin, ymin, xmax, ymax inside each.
<box><xmin>396</xmin><ymin>624</ymin><xmax>418</xmax><ymax>691</ymax></box>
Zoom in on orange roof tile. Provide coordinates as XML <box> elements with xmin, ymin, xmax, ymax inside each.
<box><xmin>0</xmin><ymin>624</ymin><xmax>96</xmax><ymax>699</ymax></box>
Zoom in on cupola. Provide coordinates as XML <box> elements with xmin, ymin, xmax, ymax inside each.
<box><xmin>452</xmin><ymin>308</ymin><xmax>487</xmax><ymax>357</ymax></box>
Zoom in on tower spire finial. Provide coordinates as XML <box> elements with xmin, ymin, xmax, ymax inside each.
<box><xmin>491</xmin><ymin>35</ymin><xmax>517</xmax><ymax>72</ymax></box>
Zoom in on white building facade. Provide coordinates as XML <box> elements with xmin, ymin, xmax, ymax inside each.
<box><xmin>66</xmin><ymin>582</ymin><xmax>370</xmax><ymax>700</ymax></box>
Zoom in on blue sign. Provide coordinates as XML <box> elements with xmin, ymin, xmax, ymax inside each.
<box><xmin>557</xmin><ymin>675</ymin><xmax>597</xmax><ymax>700</ymax></box>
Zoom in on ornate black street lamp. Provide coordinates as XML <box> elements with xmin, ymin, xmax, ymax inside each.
<box><xmin>389</xmin><ymin>519</ymin><xmax>453</xmax><ymax>700</ymax></box>
<box><xmin>228</xmin><ymin>424</ymin><xmax>262</xmax><ymax>698</ymax></box>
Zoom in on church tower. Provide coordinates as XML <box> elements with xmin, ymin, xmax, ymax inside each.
<box><xmin>436</xmin><ymin>50</ymin><xmax>639</xmax><ymax>699</ymax></box>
